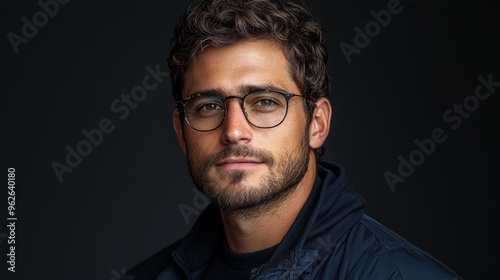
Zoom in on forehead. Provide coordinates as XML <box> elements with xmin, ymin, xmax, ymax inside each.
<box><xmin>183</xmin><ymin>40</ymin><xmax>296</xmax><ymax>98</ymax></box>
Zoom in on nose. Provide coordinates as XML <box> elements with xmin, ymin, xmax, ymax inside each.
<box><xmin>220</xmin><ymin>99</ymin><xmax>253</xmax><ymax>145</ymax></box>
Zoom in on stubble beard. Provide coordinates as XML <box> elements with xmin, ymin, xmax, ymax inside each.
<box><xmin>186</xmin><ymin>132</ymin><xmax>310</xmax><ymax>214</ymax></box>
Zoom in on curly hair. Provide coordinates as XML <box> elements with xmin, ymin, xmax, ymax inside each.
<box><xmin>168</xmin><ymin>0</ymin><xmax>329</xmax><ymax>158</ymax></box>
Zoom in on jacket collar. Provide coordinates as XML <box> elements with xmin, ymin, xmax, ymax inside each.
<box><xmin>254</xmin><ymin>161</ymin><xmax>366</xmax><ymax>278</ymax></box>
<box><xmin>170</xmin><ymin>161</ymin><xmax>366</xmax><ymax>278</ymax></box>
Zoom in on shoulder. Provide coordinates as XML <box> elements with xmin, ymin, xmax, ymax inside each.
<box><xmin>126</xmin><ymin>238</ymin><xmax>184</xmax><ymax>280</ymax></box>
<box><xmin>338</xmin><ymin>214</ymin><xmax>462</xmax><ymax>279</ymax></box>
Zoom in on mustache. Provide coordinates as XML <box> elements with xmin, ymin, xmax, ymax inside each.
<box><xmin>205</xmin><ymin>145</ymin><xmax>275</xmax><ymax>167</ymax></box>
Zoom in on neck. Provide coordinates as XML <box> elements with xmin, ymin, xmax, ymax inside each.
<box><xmin>220</xmin><ymin>154</ymin><xmax>317</xmax><ymax>253</ymax></box>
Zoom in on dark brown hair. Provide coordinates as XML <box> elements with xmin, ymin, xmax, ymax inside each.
<box><xmin>169</xmin><ymin>0</ymin><xmax>329</xmax><ymax>157</ymax></box>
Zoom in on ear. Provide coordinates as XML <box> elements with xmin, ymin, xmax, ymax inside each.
<box><xmin>309</xmin><ymin>97</ymin><xmax>332</xmax><ymax>149</ymax></box>
<box><xmin>173</xmin><ymin>108</ymin><xmax>187</xmax><ymax>154</ymax></box>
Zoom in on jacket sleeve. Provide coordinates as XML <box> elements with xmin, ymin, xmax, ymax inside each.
<box><xmin>343</xmin><ymin>216</ymin><xmax>462</xmax><ymax>280</ymax></box>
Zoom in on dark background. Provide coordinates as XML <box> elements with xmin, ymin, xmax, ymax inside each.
<box><xmin>1</xmin><ymin>0</ymin><xmax>498</xmax><ymax>279</ymax></box>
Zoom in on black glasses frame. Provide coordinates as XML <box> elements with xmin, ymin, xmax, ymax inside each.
<box><xmin>176</xmin><ymin>89</ymin><xmax>305</xmax><ymax>132</ymax></box>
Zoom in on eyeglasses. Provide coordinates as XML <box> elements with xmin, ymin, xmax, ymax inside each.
<box><xmin>176</xmin><ymin>89</ymin><xmax>305</xmax><ymax>132</ymax></box>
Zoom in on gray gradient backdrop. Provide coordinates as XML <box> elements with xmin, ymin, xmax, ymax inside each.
<box><xmin>1</xmin><ymin>0</ymin><xmax>499</xmax><ymax>279</ymax></box>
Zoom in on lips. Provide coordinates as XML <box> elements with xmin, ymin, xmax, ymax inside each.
<box><xmin>215</xmin><ymin>158</ymin><xmax>263</xmax><ymax>170</ymax></box>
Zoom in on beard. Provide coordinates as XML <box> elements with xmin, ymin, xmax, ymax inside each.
<box><xmin>186</xmin><ymin>131</ymin><xmax>310</xmax><ymax>212</ymax></box>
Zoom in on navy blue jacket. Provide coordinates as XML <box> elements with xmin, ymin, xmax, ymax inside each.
<box><xmin>128</xmin><ymin>161</ymin><xmax>462</xmax><ymax>279</ymax></box>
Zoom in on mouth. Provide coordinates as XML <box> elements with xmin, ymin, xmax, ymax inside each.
<box><xmin>215</xmin><ymin>158</ymin><xmax>263</xmax><ymax>171</ymax></box>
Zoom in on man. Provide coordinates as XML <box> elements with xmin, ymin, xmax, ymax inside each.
<box><xmin>129</xmin><ymin>0</ymin><xmax>462</xmax><ymax>279</ymax></box>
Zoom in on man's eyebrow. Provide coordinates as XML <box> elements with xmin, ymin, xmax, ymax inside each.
<box><xmin>242</xmin><ymin>84</ymin><xmax>288</xmax><ymax>93</ymax></box>
<box><xmin>187</xmin><ymin>84</ymin><xmax>288</xmax><ymax>98</ymax></box>
<box><xmin>187</xmin><ymin>88</ymin><xmax>224</xmax><ymax>98</ymax></box>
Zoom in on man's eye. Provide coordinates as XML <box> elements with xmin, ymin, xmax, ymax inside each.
<box><xmin>194</xmin><ymin>103</ymin><xmax>224</xmax><ymax>117</ymax></box>
<box><xmin>200</xmin><ymin>103</ymin><xmax>223</xmax><ymax>111</ymax></box>
<box><xmin>255</xmin><ymin>99</ymin><xmax>276</xmax><ymax>107</ymax></box>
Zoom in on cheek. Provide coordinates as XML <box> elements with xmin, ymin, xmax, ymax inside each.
<box><xmin>260</xmin><ymin>122</ymin><xmax>307</xmax><ymax>153</ymax></box>
<box><xmin>281</xmin><ymin>112</ymin><xmax>308</xmax><ymax>142</ymax></box>
<box><xmin>184</xmin><ymin>131</ymin><xmax>220</xmax><ymax>155</ymax></box>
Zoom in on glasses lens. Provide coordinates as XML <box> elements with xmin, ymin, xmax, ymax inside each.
<box><xmin>244</xmin><ymin>91</ymin><xmax>288</xmax><ymax>128</ymax></box>
<box><xmin>184</xmin><ymin>94</ymin><xmax>225</xmax><ymax>131</ymax></box>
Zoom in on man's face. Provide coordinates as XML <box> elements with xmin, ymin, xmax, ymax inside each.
<box><xmin>174</xmin><ymin>40</ymin><xmax>315</xmax><ymax>211</ymax></box>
